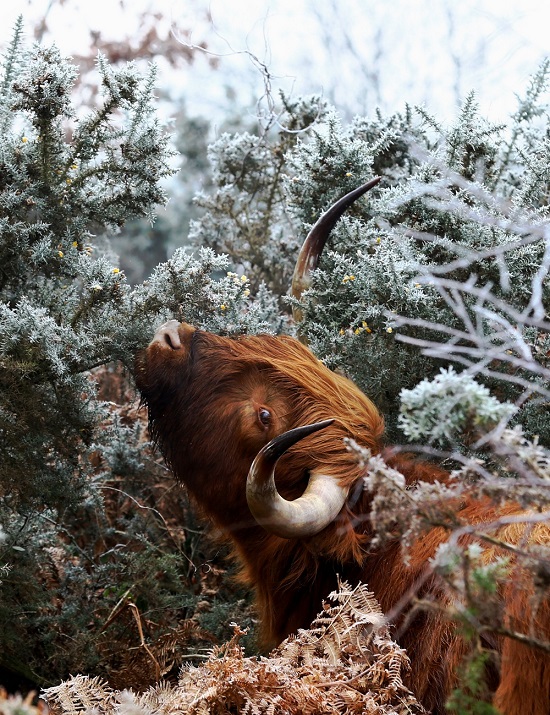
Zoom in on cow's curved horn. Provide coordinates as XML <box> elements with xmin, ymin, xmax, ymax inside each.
<box><xmin>291</xmin><ymin>177</ymin><xmax>382</xmax><ymax>323</ymax></box>
<box><xmin>246</xmin><ymin>419</ymin><xmax>348</xmax><ymax>538</ymax></box>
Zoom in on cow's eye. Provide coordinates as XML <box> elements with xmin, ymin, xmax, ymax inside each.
<box><xmin>258</xmin><ymin>408</ymin><xmax>271</xmax><ymax>426</ymax></box>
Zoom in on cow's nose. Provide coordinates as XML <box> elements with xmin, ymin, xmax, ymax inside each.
<box><xmin>151</xmin><ymin>320</ymin><xmax>182</xmax><ymax>349</ymax></box>
<box><xmin>151</xmin><ymin>320</ymin><xmax>197</xmax><ymax>350</ymax></box>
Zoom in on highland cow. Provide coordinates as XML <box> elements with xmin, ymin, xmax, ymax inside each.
<box><xmin>136</xmin><ymin>181</ymin><xmax>550</xmax><ymax>715</ymax></box>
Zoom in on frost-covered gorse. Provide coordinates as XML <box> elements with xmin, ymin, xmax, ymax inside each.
<box><xmin>0</xmin><ymin>20</ymin><xmax>278</xmax><ymax>686</ymax></box>
<box><xmin>195</xmin><ymin>69</ymin><xmax>549</xmax><ymax>445</ymax></box>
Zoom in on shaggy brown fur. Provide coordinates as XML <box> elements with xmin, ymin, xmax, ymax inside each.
<box><xmin>136</xmin><ymin>325</ymin><xmax>550</xmax><ymax>715</ymax></box>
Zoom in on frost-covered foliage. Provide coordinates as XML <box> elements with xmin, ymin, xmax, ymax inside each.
<box><xmin>399</xmin><ymin>368</ymin><xmax>517</xmax><ymax>444</ymax></box>
<box><xmin>189</xmin><ymin>93</ymin><xmax>329</xmax><ymax>299</ymax></box>
<box><xmin>286</xmin><ymin>79</ymin><xmax>550</xmax><ymax>441</ymax></box>
<box><xmin>0</xmin><ymin>21</ymin><xmax>278</xmax><ymax>687</ymax></box>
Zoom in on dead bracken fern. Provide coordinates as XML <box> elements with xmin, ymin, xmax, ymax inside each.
<box><xmin>100</xmin><ymin>618</ymin><xmax>218</xmax><ymax>691</ymax></box>
<box><xmin>0</xmin><ymin>688</ymin><xmax>48</xmax><ymax>715</ymax></box>
<box><xmin>44</xmin><ymin>581</ymin><xmax>425</xmax><ymax>715</ymax></box>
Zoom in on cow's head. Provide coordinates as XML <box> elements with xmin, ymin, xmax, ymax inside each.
<box><xmin>136</xmin><ymin>322</ymin><xmax>384</xmax><ymax>538</ymax></box>
<box><xmin>135</xmin><ymin>178</ymin><xmax>383</xmax><ymax>540</ymax></box>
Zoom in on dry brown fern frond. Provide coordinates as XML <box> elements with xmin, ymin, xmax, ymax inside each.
<box><xmin>100</xmin><ymin>618</ymin><xmax>217</xmax><ymax>691</ymax></box>
<box><xmin>44</xmin><ymin>582</ymin><xmax>425</xmax><ymax>715</ymax></box>
<box><xmin>278</xmin><ymin>578</ymin><xmax>386</xmax><ymax>665</ymax></box>
<box><xmin>0</xmin><ymin>688</ymin><xmax>48</xmax><ymax>715</ymax></box>
<box><xmin>43</xmin><ymin>675</ymin><xmax>115</xmax><ymax>714</ymax></box>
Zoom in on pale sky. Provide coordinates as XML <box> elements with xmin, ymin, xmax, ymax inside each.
<box><xmin>2</xmin><ymin>0</ymin><xmax>549</xmax><ymax>124</ymax></box>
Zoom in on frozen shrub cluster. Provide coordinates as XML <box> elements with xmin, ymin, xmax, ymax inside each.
<box><xmin>189</xmin><ymin>94</ymin><xmax>329</xmax><ymax>299</ymax></box>
<box><xmin>193</xmin><ymin>67</ymin><xmax>549</xmax><ymax>440</ymax></box>
<box><xmin>398</xmin><ymin>367</ymin><xmax>517</xmax><ymax>444</ymax></box>
<box><xmin>0</xmin><ymin>21</ymin><xmax>277</xmax><ymax>686</ymax></box>
<box><xmin>285</xmin><ymin>81</ymin><xmax>550</xmax><ymax>440</ymax></box>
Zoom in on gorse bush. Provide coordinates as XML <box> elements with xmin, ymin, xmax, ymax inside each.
<box><xmin>0</xmin><ymin>17</ymin><xmax>173</xmax><ymax>514</ymax></box>
<box><xmin>189</xmin><ymin>93</ymin><xmax>329</xmax><ymax>300</ymax></box>
<box><xmin>0</xmin><ymin>20</ymin><xmax>277</xmax><ymax>687</ymax></box>
<box><xmin>287</xmin><ymin>79</ymin><xmax>549</xmax><ymax>443</ymax></box>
